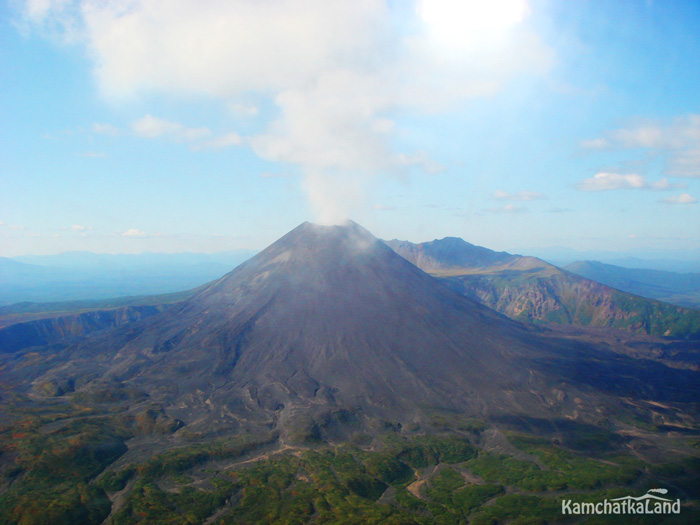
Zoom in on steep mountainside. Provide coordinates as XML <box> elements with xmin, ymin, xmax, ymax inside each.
<box><xmin>387</xmin><ymin>238</ymin><xmax>700</xmax><ymax>338</ymax></box>
<box><xmin>566</xmin><ymin>260</ymin><xmax>700</xmax><ymax>309</ymax></box>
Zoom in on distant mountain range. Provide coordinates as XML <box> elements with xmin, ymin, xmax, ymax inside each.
<box><xmin>565</xmin><ymin>260</ymin><xmax>700</xmax><ymax>309</ymax></box>
<box><xmin>386</xmin><ymin>238</ymin><xmax>700</xmax><ymax>339</ymax></box>
<box><xmin>0</xmin><ymin>250</ymin><xmax>256</xmax><ymax>305</ymax></box>
<box><xmin>11</xmin><ymin>250</ymin><xmax>257</xmax><ymax>269</ymax></box>
<box><xmin>514</xmin><ymin>246</ymin><xmax>700</xmax><ymax>273</ymax></box>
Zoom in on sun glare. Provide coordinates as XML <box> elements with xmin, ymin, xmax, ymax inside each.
<box><xmin>417</xmin><ymin>0</ymin><xmax>530</xmax><ymax>50</ymax></box>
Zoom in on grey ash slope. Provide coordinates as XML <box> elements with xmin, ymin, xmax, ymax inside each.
<box><xmin>7</xmin><ymin>222</ymin><xmax>700</xmax><ymax>439</ymax></box>
<box><xmin>387</xmin><ymin>237</ymin><xmax>700</xmax><ymax>338</ymax></box>
<box><xmin>84</xmin><ymin>222</ymin><xmax>554</xmax><ymax>418</ymax></box>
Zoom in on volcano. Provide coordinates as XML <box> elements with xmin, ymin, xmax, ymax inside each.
<box><xmin>8</xmin><ymin>221</ymin><xmax>700</xmax><ymax>439</ymax></box>
<box><xmin>4</xmin><ymin>224</ymin><xmax>700</xmax><ymax>525</ymax></box>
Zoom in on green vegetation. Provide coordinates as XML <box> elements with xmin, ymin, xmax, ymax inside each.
<box><xmin>0</xmin><ymin>408</ymin><xmax>126</xmax><ymax>524</ymax></box>
<box><xmin>650</xmin><ymin>456</ymin><xmax>700</xmax><ymax>500</ymax></box>
<box><xmin>464</xmin><ymin>434</ymin><xmax>641</xmax><ymax>492</ymax></box>
<box><xmin>134</xmin><ymin>433</ymin><xmax>277</xmax><ymax>483</ymax></box>
<box><xmin>424</xmin><ymin>414</ymin><xmax>486</xmax><ymax>432</ymax></box>
<box><xmin>470</xmin><ymin>494</ymin><xmax>563</xmax><ymax>525</ymax></box>
<box><xmin>0</xmin><ymin>404</ymin><xmax>698</xmax><ymax>524</ymax></box>
<box><xmin>391</xmin><ymin>434</ymin><xmax>477</xmax><ymax>468</ymax></box>
<box><xmin>424</xmin><ymin>468</ymin><xmax>503</xmax><ymax>513</ymax></box>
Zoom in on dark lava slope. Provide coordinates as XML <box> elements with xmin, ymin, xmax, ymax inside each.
<box><xmin>5</xmin><ymin>222</ymin><xmax>700</xmax><ymax>437</ymax></box>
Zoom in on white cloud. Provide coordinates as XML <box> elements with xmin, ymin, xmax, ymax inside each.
<box><xmin>97</xmin><ymin>117</ymin><xmax>239</xmax><ymax>149</ymax></box>
<box><xmin>92</xmin><ymin>122</ymin><xmax>120</xmax><ymax>135</ymax></box>
<box><xmin>131</xmin><ymin>115</ymin><xmax>211</xmax><ymax>142</ymax></box>
<box><xmin>584</xmin><ymin>114</ymin><xmax>700</xmax><ymax>178</ymax></box>
<box><xmin>259</xmin><ymin>172</ymin><xmax>287</xmax><ymax>179</ymax></box>
<box><xmin>199</xmin><ymin>132</ymin><xmax>242</xmax><ymax>150</ymax></box>
<box><xmin>485</xmin><ymin>204</ymin><xmax>529</xmax><ymax>213</ymax></box>
<box><xmin>20</xmin><ymin>0</ymin><xmax>79</xmax><ymax>41</ymax></box>
<box><xmin>121</xmin><ymin>228</ymin><xmax>147</xmax><ymax>237</ymax></box>
<box><xmin>228</xmin><ymin>103</ymin><xmax>259</xmax><ymax>117</ymax></box>
<box><xmin>575</xmin><ymin>172</ymin><xmax>646</xmax><ymax>191</ymax></box>
<box><xmin>21</xmin><ymin>0</ymin><xmax>554</xmax><ymax>221</ymax></box>
<box><xmin>25</xmin><ymin>0</ymin><xmax>552</xmax><ymax>106</ymax></box>
<box><xmin>53</xmin><ymin>0</ymin><xmax>393</xmax><ymax>100</ymax></box>
<box><xmin>668</xmin><ymin>148</ymin><xmax>700</xmax><ymax>178</ymax></box>
<box><xmin>493</xmin><ymin>189</ymin><xmax>545</xmax><ymax>200</ymax></box>
<box><xmin>580</xmin><ymin>138</ymin><xmax>609</xmax><ymax>150</ymax></box>
<box><xmin>608</xmin><ymin>125</ymin><xmax>667</xmax><ymax>149</ymax></box>
<box><xmin>70</xmin><ymin>224</ymin><xmax>92</xmax><ymax>231</ymax></box>
<box><xmin>659</xmin><ymin>193</ymin><xmax>697</xmax><ymax>205</ymax></box>
<box><xmin>79</xmin><ymin>151</ymin><xmax>106</xmax><ymax>157</ymax></box>
<box><xmin>648</xmin><ymin>177</ymin><xmax>686</xmax><ymax>191</ymax></box>
<box><xmin>396</xmin><ymin>151</ymin><xmax>445</xmax><ymax>174</ymax></box>
<box><xmin>25</xmin><ymin>0</ymin><xmax>56</xmax><ymax>20</ymax></box>
<box><xmin>575</xmin><ymin>172</ymin><xmax>688</xmax><ymax>192</ymax></box>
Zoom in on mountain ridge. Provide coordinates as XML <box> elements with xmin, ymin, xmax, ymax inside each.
<box><xmin>566</xmin><ymin>260</ymin><xmax>700</xmax><ymax>309</ymax></box>
<box><xmin>387</xmin><ymin>237</ymin><xmax>700</xmax><ymax>338</ymax></box>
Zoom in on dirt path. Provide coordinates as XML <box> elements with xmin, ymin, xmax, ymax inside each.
<box><xmin>406</xmin><ymin>478</ymin><xmax>429</xmax><ymax>500</ymax></box>
<box><xmin>101</xmin><ymin>477</ymin><xmax>137</xmax><ymax>525</ymax></box>
<box><xmin>481</xmin><ymin>427</ymin><xmax>548</xmax><ymax>470</ymax></box>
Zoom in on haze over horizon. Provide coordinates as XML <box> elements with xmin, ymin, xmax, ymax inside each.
<box><xmin>2</xmin><ymin>0</ymin><xmax>699</xmax><ymax>257</ymax></box>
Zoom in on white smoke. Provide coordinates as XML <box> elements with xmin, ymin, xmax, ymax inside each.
<box><xmin>20</xmin><ymin>0</ymin><xmax>553</xmax><ymax>224</ymax></box>
<box><xmin>301</xmin><ymin>170</ymin><xmax>372</xmax><ymax>226</ymax></box>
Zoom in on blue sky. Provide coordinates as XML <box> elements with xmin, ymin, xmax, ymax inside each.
<box><xmin>1</xmin><ymin>0</ymin><xmax>699</xmax><ymax>257</ymax></box>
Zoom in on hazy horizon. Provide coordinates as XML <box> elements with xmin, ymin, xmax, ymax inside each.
<box><xmin>5</xmin><ymin>223</ymin><xmax>700</xmax><ymax>275</ymax></box>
